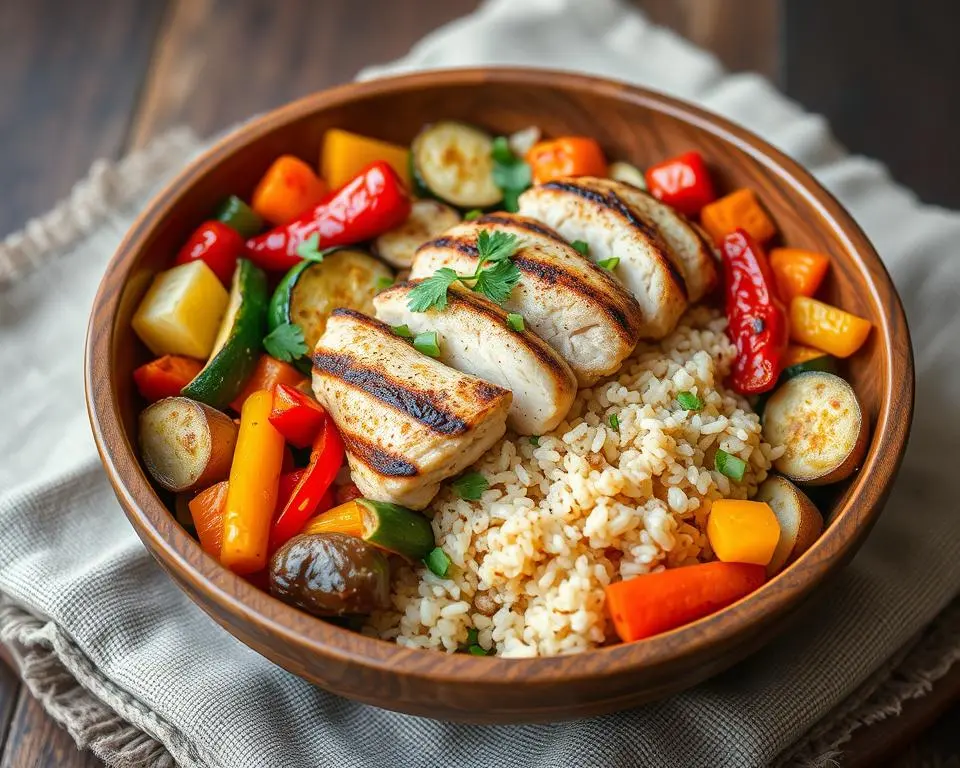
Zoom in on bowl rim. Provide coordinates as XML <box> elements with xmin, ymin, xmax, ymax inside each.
<box><xmin>86</xmin><ymin>66</ymin><xmax>914</xmax><ymax>686</ymax></box>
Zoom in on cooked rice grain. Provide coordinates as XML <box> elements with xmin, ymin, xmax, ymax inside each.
<box><xmin>364</xmin><ymin>308</ymin><xmax>784</xmax><ymax>657</ymax></box>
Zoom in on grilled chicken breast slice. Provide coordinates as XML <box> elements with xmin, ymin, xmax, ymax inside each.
<box><xmin>584</xmin><ymin>178</ymin><xmax>718</xmax><ymax>302</ymax></box>
<box><xmin>518</xmin><ymin>178</ymin><xmax>688</xmax><ymax>339</ymax></box>
<box><xmin>375</xmin><ymin>282</ymin><xmax>577</xmax><ymax>434</ymax></box>
<box><xmin>409</xmin><ymin>212</ymin><xmax>642</xmax><ymax>386</ymax></box>
<box><xmin>312</xmin><ymin>309</ymin><xmax>511</xmax><ymax>509</ymax></box>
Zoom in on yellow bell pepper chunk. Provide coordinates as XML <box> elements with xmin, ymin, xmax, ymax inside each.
<box><xmin>220</xmin><ymin>390</ymin><xmax>285</xmax><ymax>574</ymax></box>
<box><xmin>321</xmin><ymin>128</ymin><xmax>411</xmax><ymax>190</ymax></box>
<box><xmin>132</xmin><ymin>261</ymin><xmax>228</xmax><ymax>358</ymax></box>
<box><xmin>789</xmin><ymin>296</ymin><xmax>872</xmax><ymax>358</ymax></box>
<box><xmin>707</xmin><ymin>499</ymin><xmax>780</xmax><ymax>566</ymax></box>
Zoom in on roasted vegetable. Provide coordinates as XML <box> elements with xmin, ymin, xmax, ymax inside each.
<box><xmin>269</xmin><ymin>532</ymin><xmax>391</xmax><ymax>616</ymax></box>
<box><xmin>707</xmin><ymin>499</ymin><xmax>780</xmax><ymax>566</ymax></box>
<box><xmin>138</xmin><ymin>397</ymin><xmax>238</xmax><ymax>492</ymax></box>
<box><xmin>608</xmin><ymin>161</ymin><xmax>647</xmax><ymax>189</ymax></box>
<box><xmin>251</xmin><ymin>155</ymin><xmax>328</xmax><ymax>226</ymax></box>
<box><xmin>214</xmin><ymin>195</ymin><xmax>263</xmax><ymax>238</ymax></box>
<box><xmin>268</xmin><ymin>383</ymin><xmax>327</xmax><ymax>448</ymax></box>
<box><xmin>372</xmin><ymin>200</ymin><xmax>461</xmax><ymax>268</ymax></box>
<box><xmin>762</xmin><ymin>371</ymin><xmax>868</xmax><ymax>485</ymax></box>
<box><xmin>643</xmin><ymin>150</ymin><xmax>715</xmax><ymax>216</ymax></box>
<box><xmin>769</xmin><ymin>248</ymin><xmax>829</xmax><ymax>302</ymax></box>
<box><xmin>173</xmin><ymin>220</ymin><xmax>245</xmax><ymax>286</ymax></box>
<box><xmin>321</xmin><ymin>128</ymin><xmax>411</xmax><ymax>190</ymax></box>
<box><xmin>302</xmin><ymin>498</ymin><xmax>435</xmax><ymax>561</ymax></box>
<box><xmin>181</xmin><ymin>259</ymin><xmax>269</xmax><ymax>409</ymax></box>
<box><xmin>525</xmin><ymin>136</ymin><xmax>607</xmax><ymax>184</ymax></box>
<box><xmin>410</xmin><ymin>121</ymin><xmax>502</xmax><ymax>208</ymax></box>
<box><xmin>605</xmin><ymin>562</ymin><xmax>766</xmax><ymax>642</ymax></box>
<box><xmin>230</xmin><ymin>355</ymin><xmax>307</xmax><ymax>413</ymax></box>
<box><xmin>267</xmin><ymin>248</ymin><xmax>393</xmax><ymax>355</ymax></box>
<box><xmin>189</xmin><ymin>480</ymin><xmax>229</xmax><ymax>557</ymax></box>
<box><xmin>246</xmin><ymin>161</ymin><xmax>411</xmax><ymax>272</ymax></box>
<box><xmin>132</xmin><ymin>261</ymin><xmax>229</xmax><ymax>358</ymax></box>
<box><xmin>700</xmin><ymin>188</ymin><xmax>777</xmax><ymax>245</ymax></box>
<box><xmin>755</xmin><ymin>476</ymin><xmax>823</xmax><ymax>576</ymax></box>
<box><xmin>789</xmin><ymin>296</ymin><xmax>872</xmax><ymax>358</ymax></box>
<box><xmin>133</xmin><ymin>355</ymin><xmax>204</xmax><ymax>403</ymax></box>
<box><xmin>220</xmin><ymin>390</ymin><xmax>286</xmax><ymax>574</ymax></box>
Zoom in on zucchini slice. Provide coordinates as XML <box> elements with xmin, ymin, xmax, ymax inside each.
<box><xmin>762</xmin><ymin>371</ymin><xmax>868</xmax><ymax>485</ymax></box>
<box><xmin>372</xmin><ymin>200</ymin><xmax>461</xmax><ymax>268</ymax></box>
<box><xmin>754</xmin><ymin>476</ymin><xmax>823</xmax><ymax>576</ymax></box>
<box><xmin>780</xmin><ymin>354</ymin><xmax>837</xmax><ymax>383</ymax></box>
<box><xmin>609</xmin><ymin>161</ymin><xmax>648</xmax><ymax>190</ymax></box>
<box><xmin>181</xmin><ymin>259</ymin><xmax>268</xmax><ymax>409</ymax></box>
<box><xmin>268</xmin><ymin>249</ymin><xmax>393</xmax><ymax>355</ymax></box>
<box><xmin>411</xmin><ymin>121</ymin><xmax>502</xmax><ymax>208</ymax></box>
<box><xmin>139</xmin><ymin>397</ymin><xmax>238</xmax><ymax>492</ymax></box>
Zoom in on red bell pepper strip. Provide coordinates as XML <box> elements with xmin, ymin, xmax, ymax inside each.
<box><xmin>174</xmin><ymin>220</ymin><xmax>246</xmax><ymax>285</ymax></box>
<box><xmin>644</xmin><ymin>150</ymin><xmax>716</xmax><ymax>216</ymax></box>
<box><xmin>276</xmin><ymin>469</ymin><xmax>306</xmax><ymax>512</ymax></box>
<box><xmin>245</xmin><ymin>160</ymin><xmax>412</xmax><ymax>272</ymax></box>
<box><xmin>720</xmin><ymin>229</ymin><xmax>789</xmax><ymax>395</ymax></box>
<box><xmin>133</xmin><ymin>355</ymin><xmax>204</xmax><ymax>402</ymax></box>
<box><xmin>269</xmin><ymin>419</ymin><xmax>344</xmax><ymax>551</ymax></box>
<box><xmin>268</xmin><ymin>384</ymin><xmax>327</xmax><ymax>448</ymax></box>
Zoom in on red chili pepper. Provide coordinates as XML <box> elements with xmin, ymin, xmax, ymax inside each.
<box><xmin>245</xmin><ymin>161</ymin><xmax>411</xmax><ymax>272</ymax></box>
<box><xmin>269</xmin><ymin>419</ymin><xmax>344</xmax><ymax>551</ymax></box>
<box><xmin>268</xmin><ymin>384</ymin><xmax>327</xmax><ymax>448</ymax></box>
<box><xmin>174</xmin><ymin>220</ymin><xmax>246</xmax><ymax>285</ymax></box>
<box><xmin>644</xmin><ymin>151</ymin><xmax>716</xmax><ymax>216</ymax></box>
<box><xmin>720</xmin><ymin>229</ymin><xmax>789</xmax><ymax>394</ymax></box>
<box><xmin>133</xmin><ymin>355</ymin><xmax>204</xmax><ymax>402</ymax></box>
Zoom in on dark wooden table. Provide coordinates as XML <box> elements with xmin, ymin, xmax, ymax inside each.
<box><xmin>1</xmin><ymin>1</ymin><xmax>957</xmax><ymax>765</ymax></box>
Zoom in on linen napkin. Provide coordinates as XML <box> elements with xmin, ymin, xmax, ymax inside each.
<box><xmin>2</xmin><ymin>1</ymin><xmax>960</xmax><ymax>766</ymax></box>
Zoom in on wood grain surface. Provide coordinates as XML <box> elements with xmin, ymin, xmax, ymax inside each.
<box><xmin>1</xmin><ymin>0</ymin><xmax>955</xmax><ymax>764</ymax></box>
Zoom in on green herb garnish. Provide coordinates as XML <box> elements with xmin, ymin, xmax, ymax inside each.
<box><xmin>506</xmin><ymin>312</ymin><xmax>525</xmax><ymax>332</ymax></box>
<box><xmin>452</xmin><ymin>471</ymin><xmax>489</xmax><ymax>501</ymax></box>
<box><xmin>468</xmin><ymin>645</ymin><xmax>489</xmax><ymax>656</ymax></box>
<box><xmin>571</xmin><ymin>240</ymin><xmax>590</xmax><ymax>256</ymax></box>
<box><xmin>413</xmin><ymin>330</ymin><xmax>441</xmax><ymax>357</ymax></box>
<box><xmin>597</xmin><ymin>257</ymin><xmax>620</xmax><ymax>271</ymax></box>
<box><xmin>375</xmin><ymin>276</ymin><xmax>394</xmax><ymax>291</ymax></box>
<box><xmin>529</xmin><ymin>435</ymin><xmax>540</xmax><ymax>447</ymax></box>
<box><xmin>676</xmin><ymin>391</ymin><xmax>704</xmax><ymax>411</ymax></box>
<box><xmin>715</xmin><ymin>449</ymin><xmax>747</xmax><ymax>482</ymax></box>
<box><xmin>491</xmin><ymin>136</ymin><xmax>532</xmax><ymax>213</ymax></box>
<box><xmin>609</xmin><ymin>413</ymin><xmax>620</xmax><ymax>431</ymax></box>
<box><xmin>467</xmin><ymin>628</ymin><xmax>480</xmax><ymax>645</ymax></box>
<box><xmin>407</xmin><ymin>230</ymin><xmax>522</xmax><ymax>312</ymax></box>
<box><xmin>296</xmin><ymin>233</ymin><xmax>324</xmax><ymax>262</ymax></box>
<box><xmin>464</xmin><ymin>209</ymin><xmax>483</xmax><ymax>221</ymax></box>
<box><xmin>263</xmin><ymin>323</ymin><xmax>307</xmax><ymax>362</ymax></box>
<box><xmin>424</xmin><ymin>547</ymin><xmax>451</xmax><ymax>578</ymax></box>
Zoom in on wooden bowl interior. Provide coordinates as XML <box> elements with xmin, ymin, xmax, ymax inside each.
<box><xmin>93</xmin><ymin>71</ymin><xmax>910</xmax><ymax>722</ymax></box>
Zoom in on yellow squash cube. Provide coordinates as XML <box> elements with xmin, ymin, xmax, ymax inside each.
<box><xmin>132</xmin><ymin>261</ymin><xmax>229</xmax><ymax>359</ymax></box>
<box><xmin>707</xmin><ymin>499</ymin><xmax>780</xmax><ymax>566</ymax></box>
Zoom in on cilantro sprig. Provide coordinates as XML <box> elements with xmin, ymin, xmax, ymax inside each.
<box><xmin>263</xmin><ymin>323</ymin><xmax>308</xmax><ymax>362</ymax></box>
<box><xmin>407</xmin><ymin>230</ymin><xmax>522</xmax><ymax>313</ymax></box>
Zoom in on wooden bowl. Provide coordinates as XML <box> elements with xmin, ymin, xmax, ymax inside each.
<box><xmin>85</xmin><ymin>68</ymin><xmax>913</xmax><ymax>723</ymax></box>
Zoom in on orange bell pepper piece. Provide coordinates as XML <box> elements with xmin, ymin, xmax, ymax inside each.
<box><xmin>302</xmin><ymin>499</ymin><xmax>365</xmax><ymax>538</ymax></box>
<box><xmin>605</xmin><ymin>561</ymin><xmax>766</xmax><ymax>642</ymax></box>
<box><xmin>769</xmin><ymin>248</ymin><xmax>830</xmax><ymax>302</ymax></box>
<box><xmin>133</xmin><ymin>355</ymin><xmax>204</xmax><ymax>402</ymax></box>
<box><xmin>781</xmin><ymin>344</ymin><xmax>829</xmax><ymax>368</ymax></box>
<box><xmin>220</xmin><ymin>390</ymin><xmax>286</xmax><ymax>574</ymax></box>
<box><xmin>230</xmin><ymin>355</ymin><xmax>308</xmax><ymax>413</ymax></box>
<box><xmin>251</xmin><ymin>155</ymin><xmax>328</xmax><ymax>226</ymax></box>
<box><xmin>707</xmin><ymin>500</ymin><xmax>780</xmax><ymax>566</ymax></box>
<box><xmin>789</xmin><ymin>297</ymin><xmax>872</xmax><ymax>358</ymax></box>
<box><xmin>526</xmin><ymin>137</ymin><xmax>607</xmax><ymax>184</ymax></box>
<box><xmin>189</xmin><ymin>480</ymin><xmax>229</xmax><ymax>558</ymax></box>
<box><xmin>700</xmin><ymin>189</ymin><xmax>777</xmax><ymax>245</ymax></box>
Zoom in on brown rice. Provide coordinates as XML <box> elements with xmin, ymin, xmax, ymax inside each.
<box><xmin>364</xmin><ymin>307</ymin><xmax>784</xmax><ymax>657</ymax></box>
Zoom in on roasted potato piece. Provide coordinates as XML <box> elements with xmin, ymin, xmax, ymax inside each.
<box><xmin>755</xmin><ymin>476</ymin><xmax>824</xmax><ymax>576</ymax></box>
<box><xmin>139</xmin><ymin>397</ymin><xmax>238</xmax><ymax>492</ymax></box>
<box><xmin>269</xmin><ymin>533</ymin><xmax>391</xmax><ymax>616</ymax></box>
<box><xmin>762</xmin><ymin>372</ymin><xmax>868</xmax><ymax>485</ymax></box>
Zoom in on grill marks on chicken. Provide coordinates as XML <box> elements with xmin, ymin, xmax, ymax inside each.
<box><xmin>410</xmin><ymin>213</ymin><xmax>642</xmax><ymax>385</ymax></box>
<box><xmin>312</xmin><ymin>309</ymin><xmax>511</xmax><ymax>509</ymax></box>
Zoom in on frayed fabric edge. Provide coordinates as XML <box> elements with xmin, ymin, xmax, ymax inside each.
<box><xmin>0</xmin><ymin>596</ymin><xmax>211</xmax><ymax>768</ymax></box>
<box><xmin>780</xmin><ymin>599</ymin><xmax>960</xmax><ymax>767</ymax></box>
